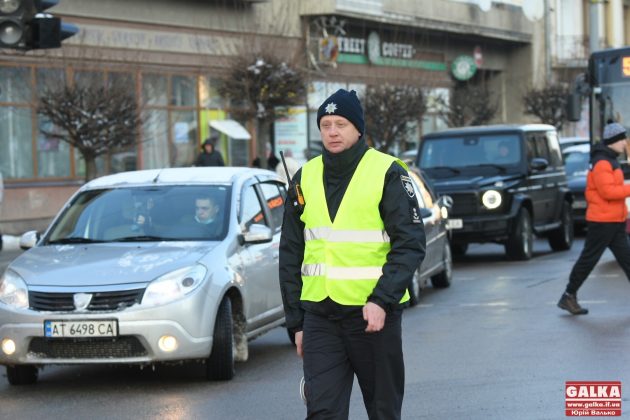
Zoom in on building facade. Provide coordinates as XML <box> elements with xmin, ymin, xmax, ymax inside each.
<box><xmin>1</xmin><ymin>0</ymin><xmax>543</xmax><ymax>234</ymax></box>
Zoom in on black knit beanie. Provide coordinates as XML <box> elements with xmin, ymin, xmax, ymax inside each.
<box><xmin>317</xmin><ymin>89</ymin><xmax>365</xmax><ymax>136</ymax></box>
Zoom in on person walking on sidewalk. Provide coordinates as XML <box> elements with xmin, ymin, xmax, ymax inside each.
<box><xmin>194</xmin><ymin>136</ymin><xmax>225</xmax><ymax>167</ymax></box>
<box><xmin>279</xmin><ymin>88</ymin><xmax>425</xmax><ymax>419</ymax></box>
<box><xmin>558</xmin><ymin>122</ymin><xmax>630</xmax><ymax>315</ymax></box>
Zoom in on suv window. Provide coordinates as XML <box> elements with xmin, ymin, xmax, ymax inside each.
<box><xmin>420</xmin><ymin>134</ymin><xmax>522</xmax><ymax>169</ymax></box>
<box><xmin>525</xmin><ymin>134</ymin><xmax>536</xmax><ymax>161</ymax></box>
<box><xmin>546</xmin><ymin>131</ymin><xmax>563</xmax><ymax>167</ymax></box>
<box><xmin>534</xmin><ymin>134</ymin><xmax>550</xmax><ymax>161</ymax></box>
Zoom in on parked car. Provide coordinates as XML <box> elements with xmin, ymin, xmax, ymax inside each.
<box><xmin>399</xmin><ymin>150</ymin><xmax>417</xmax><ymax>166</ymax></box>
<box><xmin>559</xmin><ymin>136</ymin><xmax>588</xmax><ymax>152</ymax></box>
<box><xmin>562</xmin><ymin>143</ymin><xmax>589</xmax><ymax>230</ymax></box>
<box><xmin>0</xmin><ymin>167</ymin><xmax>287</xmax><ymax>385</ymax></box>
<box><xmin>416</xmin><ymin>124</ymin><xmax>573</xmax><ymax>260</ymax></box>
<box><xmin>406</xmin><ymin>167</ymin><xmax>453</xmax><ymax>305</ymax></box>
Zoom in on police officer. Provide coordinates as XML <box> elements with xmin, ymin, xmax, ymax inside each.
<box><xmin>279</xmin><ymin>89</ymin><xmax>426</xmax><ymax>419</ymax></box>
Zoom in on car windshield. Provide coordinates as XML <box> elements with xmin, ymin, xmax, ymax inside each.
<box><xmin>419</xmin><ymin>134</ymin><xmax>521</xmax><ymax>172</ymax></box>
<box><xmin>46</xmin><ymin>185</ymin><xmax>231</xmax><ymax>243</ymax></box>
<box><xmin>563</xmin><ymin>151</ymin><xmax>590</xmax><ymax>178</ymax></box>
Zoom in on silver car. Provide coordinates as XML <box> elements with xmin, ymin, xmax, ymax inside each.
<box><xmin>0</xmin><ymin>167</ymin><xmax>287</xmax><ymax>385</ymax></box>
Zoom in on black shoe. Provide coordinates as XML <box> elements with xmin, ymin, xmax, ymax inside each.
<box><xmin>558</xmin><ymin>292</ymin><xmax>588</xmax><ymax>315</ymax></box>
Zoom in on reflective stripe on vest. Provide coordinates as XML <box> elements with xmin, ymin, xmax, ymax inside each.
<box><xmin>299</xmin><ymin>148</ymin><xmax>410</xmax><ymax>305</ymax></box>
<box><xmin>304</xmin><ymin>227</ymin><xmax>390</xmax><ymax>243</ymax></box>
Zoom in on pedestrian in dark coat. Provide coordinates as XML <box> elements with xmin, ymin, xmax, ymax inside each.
<box><xmin>558</xmin><ymin>122</ymin><xmax>630</xmax><ymax>315</ymax></box>
<box><xmin>194</xmin><ymin>137</ymin><xmax>225</xmax><ymax>167</ymax></box>
<box><xmin>279</xmin><ymin>88</ymin><xmax>425</xmax><ymax>419</ymax></box>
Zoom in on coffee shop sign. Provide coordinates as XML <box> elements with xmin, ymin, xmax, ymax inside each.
<box><xmin>337</xmin><ymin>32</ymin><xmax>415</xmax><ymax>59</ymax></box>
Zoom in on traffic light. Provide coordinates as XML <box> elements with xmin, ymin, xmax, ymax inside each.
<box><xmin>0</xmin><ymin>0</ymin><xmax>29</xmax><ymax>49</ymax></box>
<box><xmin>0</xmin><ymin>0</ymin><xmax>77</xmax><ymax>50</ymax></box>
<box><xmin>30</xmin><ymin>0</ymin><xmax>78</xmax><ymax>49</ymax></box>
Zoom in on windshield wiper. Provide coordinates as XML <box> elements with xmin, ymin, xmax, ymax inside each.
<box><xmin>475</xmin><ymin>163</ymin><xmax>507</xmax><ymax>173</ymax></box>
<box><xmin>112</xmin><ymin>235</ymin><xmax>172</xmax><ymax>242</ymax></box>
<box><xmin>427</xmin><ymin>166</ymin><xmax>461</xmax><ymax>174</ymax></box>
<box><xmin>48</xmin><ymin>237</ymin><xmax>105</xmax><ymax>244</ymax></box>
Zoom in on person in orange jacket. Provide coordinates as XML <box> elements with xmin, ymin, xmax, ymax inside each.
<box><xmin>558</xmin><ymin>122</ymin><xmax>630</xmax><ymax>315</ymax></box>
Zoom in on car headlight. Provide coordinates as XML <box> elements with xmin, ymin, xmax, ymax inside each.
<box><xmin>142</xmin><ymin>264</ymin><xmax>208</xmax><ymax>307</ymax></box>
<box><xmin>0</xmin><ymin>270</ymin><xmax>29</xmax><ymax>309</ymax></box>
<box><xmin>481</xmin><ymin>190</ymin><xmax>502</xmax><ymax>210</ymax></box>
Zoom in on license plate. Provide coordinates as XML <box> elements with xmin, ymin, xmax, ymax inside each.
<box><xmin>446</xmin><ymin>219</ymin><xmax>463</xmax><ymax>229</ymax></box>
<box><xmin>44</xmin><ymin>320</ymin><xmax>118</xmax><ymax>338</ymax></box>
<box><xmin>573</xmin><ymin>200</ymin><xmax>587</xmax><ymax>209</ymax></box>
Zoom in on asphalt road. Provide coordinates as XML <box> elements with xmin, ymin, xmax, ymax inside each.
<box><xmin>1</xmin><ymin>237</ymin><xmax>629</xmax><ymax>419</ymax></box>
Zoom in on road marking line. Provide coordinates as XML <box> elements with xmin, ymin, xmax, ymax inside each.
<box><xmin>459</xmin><ymin>302</ymin><xmax>509</xmax><ymax>307</ymax></box>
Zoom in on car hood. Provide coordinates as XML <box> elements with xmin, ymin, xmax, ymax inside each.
<box><xmin>8</xmin><ymin>242</ymin><xmax>219</xmax><ymax>288</ymax></box>
<box><xmin>431</xmin><ymin>174</ymin><xmax>521</xmax><ymax>192</ymax></box>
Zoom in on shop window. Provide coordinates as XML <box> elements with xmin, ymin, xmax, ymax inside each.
<box><xmin>171</xmin><ymin>75</ymin><xmax>196</xmax><ymax>107</ymax></box>
<box><xmin>36</xmin><ymin>68</ymin><xmax>66</xmax><ymax>94</ymax></box>
<box><xmin>37</xmin><ymin>117</ymin><xmax>71</xmax><ymax>178</ymax></box>
<box><xmin>142</xmin><ymin>73</ymin><xmax>168</xmax><ymax>106</ymax></box>
<box><xmin>199</xmin><ymin>76</ymin><xmax>224</xmax><ymax>108</ymax></box>
<box><xmin>0</xmin><ymin>107</ymin><xmax>34</xmax><ymax>179</ymax></box>
<box><xmin>170</xmin><ymin>110</ymin><xmax>198</xmax><ymax>167</ymax></box>
<box><xmin>106</xmin><ymin>72</ymin><xmax>138</xmax><ymax>173</ymax></box>
<box><xmin>0</xmin><ymin>67</ymin><xmax>32</xmax><ymax>103</ymax></box>
<box><xmin>74</xmin><ymin>70</ymin><xmax>104</xmax><ymax>90</ymax></box>
<box><xmin>74</xmin><ymin>153</ymin><xmax>106</xmax><ymax>180</ymax></box>
<box><xmin>142</xmin><ymin>109</ymin><xmax>169</xmax><ymax>169</ymax></box>
<box><xmin>108</xmin><ymin>72</ymin><xmax>136</xmax><ymax>101</ymax></box>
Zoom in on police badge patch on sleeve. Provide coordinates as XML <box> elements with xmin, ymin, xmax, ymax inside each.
<box><xmin>400</xmin><ymin>175</ymin><xmax>415</xmax><ymax>198</ymax></box>
<box><xmin>410</xmin><ymin>206</ymin><xmax>423</xmax><ymax>223</ymax></box>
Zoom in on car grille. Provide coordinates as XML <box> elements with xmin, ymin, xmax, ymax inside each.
<box><xmin>28</xmin><ymin>337</ymin><xmax>148</xmax><ymax>359</ymax></box>
<box><xmin>448</xmin><ymin>192</ymin><xmax>479</xmax><ymax>216</ymax></box>
<box><xmin>29</xmin><ymin>289</ymin><xmax>145</xmax><ymax>312</ymax></box>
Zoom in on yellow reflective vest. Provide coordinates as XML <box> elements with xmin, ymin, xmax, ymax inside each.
<box><xmin>299</xmin><ymin>148</ymin><xmax>410</xmax><ymax>305</ymax></box>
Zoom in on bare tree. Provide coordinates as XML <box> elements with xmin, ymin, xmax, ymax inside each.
<box><xmin>38</xmin><ymin>82</ymin><xmax>142</xmax><ymax>181</ymax></box>
<box><xmin>364</xmin><ymin>84</ymin><xmax>427</xmax><ymax>153</ymax></box>
<box><xmin>437</xmin><ymin>83</ymin><xmax>499</xmax><ymax>127</ymax></box>
<box><xmin>218</xmin><ymin>52</ymin><xmax>305</xmax><ymax>160</ymax></box>
<box><xmin>522</xmin><ymin>83</ymin><xmax>570</xmax><ymax>130</ymax></box>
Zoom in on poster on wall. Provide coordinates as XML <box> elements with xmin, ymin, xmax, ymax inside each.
<box><xmin>274</xmin><ymin>106</ymin><xmax>308</xmax><ymax>164</ymax></box>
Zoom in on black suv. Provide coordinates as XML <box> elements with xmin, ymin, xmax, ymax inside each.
<box><xmin>416</xmin><ymin>124</ymin><xmax>573</xmax><ymax>260</ymax></box>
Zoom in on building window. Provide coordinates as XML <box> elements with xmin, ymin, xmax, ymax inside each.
<box><xmin>142</xmin><ymin>110</ymin><xmax>169</xmax><ymax>169</ymax></box>
<box><xmin>142</xmin><ymin>73</ymin><xmax>199</xmax><ymax>168</ymax></box>
<box><xmin>0</xmin><ymin>107</ymin><xmax>34</xmax><ymax>179</ymax></box>
<box><xmin>37</xmin><ymin>117</ymin><xmax>71</xmax><ymax>178</ymax></box>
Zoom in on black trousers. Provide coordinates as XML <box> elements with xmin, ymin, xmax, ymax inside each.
<box><xmin>302</xmin><ymin>309</ymin><xmax>404</xmax><ymax>420</ymax></box>
<box><xmin>566</xmin><ymin>222</ymin><xmax>630</xmax><ymax>295</ymax></box>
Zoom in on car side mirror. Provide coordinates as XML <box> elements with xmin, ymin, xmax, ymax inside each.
<box><xmin>20</xmin><ymin>230</ymin><xmax>40</xmax><ymax>250</ymax></box>
<box><xmin>239</xmin><ymin>223</ymin><xmax>273</xmax><ymax>245</ymax></box>
<box><xmin>530</xmin><ymin>157</ymin><xmax>549</xmax><ymax>172</ymax></box>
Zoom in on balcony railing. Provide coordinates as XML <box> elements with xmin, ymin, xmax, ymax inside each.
<box><xmin>556</xmin><ymin>35</ymin><xmax>589</xmax><ymax>62</ymax></box>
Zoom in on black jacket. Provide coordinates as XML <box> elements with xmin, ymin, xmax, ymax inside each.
<box><xmin>279</xmin><ymin>139</ymin><xmax>426</xmax><ymax>332</ymax></box>
<box><xmin>195</xmin><ymin>150</ymin><xmax>225</xmax><ymax>167</ymax></box>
